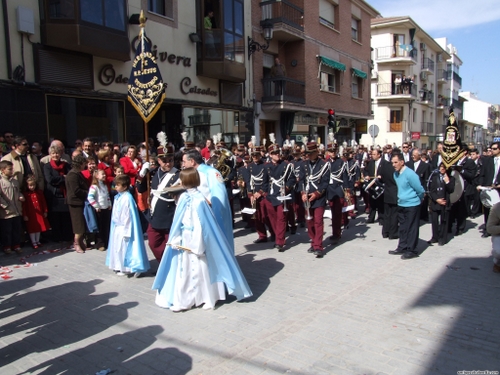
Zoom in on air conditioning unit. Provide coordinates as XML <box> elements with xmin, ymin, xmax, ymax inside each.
<box><xmin>420</xmin><ymin>71</ymin><xmax>427</xmax><ymax>80</ymax></box>
<box><xmin>420</xmin><ymin>43</ymin><xmax>427</xmax><ymax>51</ymax></box>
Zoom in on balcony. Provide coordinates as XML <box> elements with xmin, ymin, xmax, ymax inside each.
<box><xmin>436</xmin><ymin>124</ymin><xmax>447</xmax><ymax>135</ymax></box>
<box><xmin>421</xmin><ymin>122</ymin><xmax>434</xmax><ymax>135</ymax></box>
<box><xmin>436</xmin><ymin>96</ymin><xmax>449</xmax><ymax>109</ymax></box>
<box><xmin>375</xmin><ymin>83</ymin><xmax>418</xmax><ymax>100</ymax></box>
<box><xmin>421</xmin><ymin>57</ymin><xmax>435</xmax><ymax>73</ymax></box>
<box><xmin>453</xmin><ymin>71</ymin><xmax>462</xmax><ymax>86</ymax></box>
<box><xmin>260</xmin><ymin>0</ymin><xmax>305</xmax><ymax>41</ymax></box>
<box><xmin>262</xmin><ymin>77</ymin><xmax>305</xmax><ymax>104</ymax></box>
<box><xmin>419</xmin><ymin>89</ymin><xmax>434</xmax><ymax>105</ymax></box>
<box><xmin>437</xmin><ymin>69</ymin><xmax>448</xmax><ymax>83</ymax></box>
<box><xmin>374</xmin><ymin>45</ymin><xmax>417</xmax><ymax>65</ymax></box>
<box><xmin>40</xmin><ymin>0</ymin><xmax>130</xmax><ymax>61</ymax></box>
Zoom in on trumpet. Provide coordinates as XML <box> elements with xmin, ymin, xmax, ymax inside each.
<box><xmin>304</xmin><ymin>182</ymin><xmax>313</xmax><ymax>220</ymax></box>
<box><xmin>281</xmin><ymin>184</ymin><xmax>288</xmax><ymax>212</ymax></box>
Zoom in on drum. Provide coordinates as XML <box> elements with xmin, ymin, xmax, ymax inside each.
<box><xmin>364</xmin><ymin>178</ymin><xmax>384</xmax><ymax>200</ymax></box>
<box><xmin>480</xmin><ymin>189</ymin><xmax>500</xmax><ymax>208</ymax></box>
<box><xmin>449</xmin><ymin>170</ymin><xmax>464</xmax><ymax>204</ymax></box>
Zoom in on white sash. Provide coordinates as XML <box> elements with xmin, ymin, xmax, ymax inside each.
<box><xmin>151</xmin><ymin>168</ymin><xmax>177</xmax><ymax>214</ymax></box>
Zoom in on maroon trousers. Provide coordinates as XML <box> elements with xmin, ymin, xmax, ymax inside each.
<box><xmin>329</xmin><ymin>197</ymin><xmax>343</xmax><ymax>239</ymax></box>
<box><xmin>307</xmin><ymin>205</ymin><xmax>325</xmax><ymax>250</ymax></box>
<box><xmin>146</xmin><ymin>224</ymin><xmax>169</xmax><ymax>262</ymax></box>
<box><xmin>266</xmin><ymin>203</ymin><xmax>289</xmax><ymax>246</ymax></box>
<box><xmin>255</xmin><ymin>198</ymin><xmax>274</xmax><ymax>239</ymax></box>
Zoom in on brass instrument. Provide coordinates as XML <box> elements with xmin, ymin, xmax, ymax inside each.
<box><xmin>281</xmin><ymin>183</ymin><xmax>288</xmax><ymax>212</ymax></box>
<box><xmin>214</xmin><ymin>148</ymin><xmax>233</xmax><ymax>180</ymax></box>
<box><xmin>250</xmin><ymin>193</ymin><xmax>257</xmax><ymax>219</ymax></box>
<box><xmin>304</xmin><ymin>180</ymin><xmax>313</xmax><ymax>220</ymax></box>
<box><xmin>343</xmin><ymin>188</ymin><xmax>353</xmax><ymax>207</ymax></box>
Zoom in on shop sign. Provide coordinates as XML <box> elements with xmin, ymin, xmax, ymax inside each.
<box><xmin>411</xmin><ymin>132</ymin><xmax>421</xmax><ymax>140</ymax></box>
<box><xmin>180</xmin><ymin>77</ymin><xmax>217</xmax><ymax>97</ymax></box>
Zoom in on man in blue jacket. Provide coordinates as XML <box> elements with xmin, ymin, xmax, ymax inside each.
<box><xmin>388</xmin><ymin>153</ymin><xmax>425</xmax><ymax>259</ymax></box>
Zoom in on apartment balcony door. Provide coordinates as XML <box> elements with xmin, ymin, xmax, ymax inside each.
<box><xmin>390</xmin><ymin>109</ymin><xmax>402</xmax><ymax>132</ymax></box>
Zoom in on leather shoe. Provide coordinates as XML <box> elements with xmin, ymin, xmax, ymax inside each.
<box><xmin>329</xmin><ymin>235</ymin><xmax>340</xmax><ymax>243</ymax></box>
<box><xmin>389</xmin><ymin>236</ymin><xmax>399</xmax><ymax>240</ymax></box>
<box><xmin>481</xmin><ymin>232</ymin><xmax>491</xmax><ymax>238</ymax></box>
<box><xmin>290</xmin><ymin>227</ymin><xmax>297</xmax><ymax>235</ymax></box>
<box><xmin>366</xmin><ymin>219</ymin><xmax>374</xmax><ymax>224</ymax></box>
<box><xmin>427</xmin><ymin>238</ymin><xmax>438</xmax><ymax>245</ymax></box>
<box><xmin>275</xmin><ymin>244</ymin><xmax>285</xmax><ymax>252</ymax></box>
<box><xmin>493</xmin><ymin>264</ymin><xmax>500</xmax><ymax>273</ymax></box>
<box><xmin>307</xmin><ymin>247</ymin><xmax>314</xmax><ymax>253</ymax></box>
<box><xmin>253</xmin><ymin>238</ymin><xmax>268</xmax><ymax>244</ymax></box>
<box><xmin>401</xmin><ymin>252</ymin><xmax>419</xmax><ymax>260</ymax></box>
<box><xmin>388</xmin><ymin>249</ymin><xmax>404</xmax><ymax>255</ymax></box>
<box><xmin>382</xmin><ymin>233</ymin><xmax>389</xmax><ymax>238</ymax></box>
<box><xmin>314</xmin><ymin>250</ymin><xmax>323</xmax><ymax>258</ymax></box>
<box><xmin>438</xmin><ymin>241</ymin><xmax>445</xmax><ymax>246</ymax></box>
<box><xmin>455</xmin><ymin>230</ymin><xmax>464</xmax><ymax>236</ymax></box>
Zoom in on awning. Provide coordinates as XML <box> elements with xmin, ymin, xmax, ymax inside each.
<box><xmin>351</xmin><ymin>68</ymin><xmax>367</xmax><ymax>79</ymax></box>
<box><xmin>319</xmin><ymin>56</ymin><xmax>346</xmax><ymax>71</ymax></box>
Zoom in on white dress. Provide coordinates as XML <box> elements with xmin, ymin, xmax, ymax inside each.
<box><xmin>155</xmin><ymin>188</ymin><xmax>225</xmax><ymax>310</ymax></box>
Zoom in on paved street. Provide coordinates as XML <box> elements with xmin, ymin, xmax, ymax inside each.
<box><xmin>1</xmin><ymin>208</ymin><xmax>500</xmax><ymax>375</ymax></box>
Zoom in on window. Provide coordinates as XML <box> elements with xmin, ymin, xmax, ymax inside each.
<box><xmin>390</xmin><ymin>109</ymin><xmax>402</xmax><ymax>132</ymax></box>
<box><xmin>351</xmin><ymin>17</ymin><xmax>360</xmax><ymax>41</ymax></box>
<box><xmin>223</xmin><ymin>0</ymin><xmax>244</xmax><ymax>62</ymax></box>
<box><xmin>352</xmin><ymin>76</ymin><xmax>362</xmax><ymax>98</ymax></box>
<box><xmin>48</xmin><ymin>0</ymin><xmax>75</xmax><ymax>19</ymax></box>
<box><xmin>319</xmin><ymin>0</ymin><xmax>337</xmax><ymax>29</ymax></box>
<box><xmin>80</xmin><ymin>0</ymin><xmax>126</xmax><ymax>31</ymax></box>
<box><xmin>393</xmin><ymin>34</ymin><xmax>405</xmax><ymax>56</ymax></box>
<box><xmin>320</xmin><ymin>65</ymin><xmax>340</xmax><ymax>93</ymax></box>
<box><xmin>149</xmin><ymin>0</ymin><xmax>173</xmax><ymax>18</ymax></box>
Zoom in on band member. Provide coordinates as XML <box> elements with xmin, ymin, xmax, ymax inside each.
<box><xmin>266</xmin><ymin>143</ymin><xmax>295</xmax><ymax>251</ymax></box>
<box><xmin>345</xmin><ymin>148</ymin><xmax>360</xmax><ymax>219</ymax></box>
<box><xmin>428</xmin><ymin>163</ymin><xmax>455</xmax><ymax>246</ymax></box>
<box><xmin>246</xmin><ymin>146</ymin><xmax>274</xmax><ymax>243</ymax></box>
<box><xmin>237</xmin><ymin>155</ymin><xmax>254</xmax><ymax>228</ymax></box>
<box><xmin>326</xmin><ymin>141</ymin><xmax>348</xmax><ymax>243</ymax></box>
<box><xmin>290</xmin><ymin>146</ymin><xmax>306</xmax><ymax>227</ymax></box>
<box><xmin>364</xmin><ymin>148</ymin><xmax>385</xmax><ymax>224</ymax></box>
<box><xmin>300</xmin><ymin>142</ymin><xmax>329</xmax><ymax>257</ymax></box>
<box><xmin>136</xmin><ymin>141</ymin><xmax>179</xmax><ymax>262</ymax></box>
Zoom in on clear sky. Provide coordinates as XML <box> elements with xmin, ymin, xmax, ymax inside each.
<box><xmin>367</xmin><ymin>0</ymin><xmax>500</xmax><ymax>105</ymax></box>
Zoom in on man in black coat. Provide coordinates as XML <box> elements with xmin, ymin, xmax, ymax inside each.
<box><xmin>431</xmin><ymin>142</ymin><xmax>444</xmax><ymax>169</ymax></box>
<box><xmin>406</xmin><ymin>149</ymin><xmax>431</xmax><ymax>221</ymax></box>
<box><xmin>379</xmin><ymin>150</ymin><xmax>399</xmax><ymax>239</ymax></box>
<box><xmin>428</xmin><ymin>163</ymin><xmax>455</xmax><ymax>246</ymax></box>
<box><xmin>469</xmin><ymin>148</ymin><xmax>483</xmax><ymax>217</ymax></box>
<box><xmin>363</xmin><ymin>148</ymin><xmax>385</xmax><ymax>224</ymax></box>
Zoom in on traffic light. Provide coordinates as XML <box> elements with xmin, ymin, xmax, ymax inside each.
<box><xmin>327</xmin><ymin>109</ymin><xmax>336</xmax><ymax>129</ymax></box>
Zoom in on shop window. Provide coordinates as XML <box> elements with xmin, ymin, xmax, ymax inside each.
<box><xmin>183</xmin><ymin>107</ymin><xmax>241</xmax><ymax>145</ymax></box>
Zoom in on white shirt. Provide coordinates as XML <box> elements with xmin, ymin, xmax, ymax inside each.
<box><xmin>414</xmin><ymin>160</ymin><xmax>420</xmax><ymax>171</ymax></box>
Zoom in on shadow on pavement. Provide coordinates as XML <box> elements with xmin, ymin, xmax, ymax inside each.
<box><xmin>17</xmin><ymin>326</ymin><xmax>188</xmax><ymax>375</ymax></box>
<box><xmin>408</xmin><ymin>256</ymin><xmax>500</xmax><ymax>374</ymax></box>
<box><xmin>0</xmin><ymin>279</ymin><xmax>138</xmax><ymax>367</ymax></box>
<box><xmin>234</xmin><ymin>253</ymin><xmax>284</xmax><ymax>303</ymax></box>
<box><xmin>0</xmin><ymin>276</ymin><xmax>48</xmax><ymax>298</ymax></box>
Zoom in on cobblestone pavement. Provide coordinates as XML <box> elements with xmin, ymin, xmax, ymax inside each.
<box><xmin>1</xmin><ymin>208</ymin><xmax>499</xmax><ymax>375</ymax></box>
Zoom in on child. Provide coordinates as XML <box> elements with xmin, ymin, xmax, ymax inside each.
<box><xmin>0</xmin><ymin>161</ymin><xmax>25</xmax><ymax>254</ymax></box>
<box><xmin>88</xmin><ymin>170</ymin><xmax>112</xmax><ymax>251</ymax></box>
<box><xmin>106</xmin><ymin>175</ymin><xmax>149</xmax><ymax>277</ymax></box>
<box><xmin>152</xmin><ymin>168</ymin><xmax>252</xmax><ymax>311</ymax></box>
<box><xmin>23</xmin><ymin>175</ymin><xmax>51</xmax><ymax>249</ymax></box>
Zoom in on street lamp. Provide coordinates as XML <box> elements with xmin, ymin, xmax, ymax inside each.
<box><xmin>248</xmin><ymin>21</ymin><xmax>273</xmax><ymax>59</ymax></box>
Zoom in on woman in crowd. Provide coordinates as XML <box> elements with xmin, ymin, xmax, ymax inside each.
<box><xmin>65</xmin><ymin>154</ymin><xmax>89</xmax><ymax>253</ymax></box>
<box><xmin>43</xmin><ymin>145</ymin><xmax>72</xmax><ymax>242</ymax></box>
<box><xmin>120</xmin><ymin>145</ymin><xmax>141</xmax><ymax>186</ymax></box>
<box><xmin>97</xmin><ymin>149</ymin><xmax>115</xmax><ymax>190</ymax></box>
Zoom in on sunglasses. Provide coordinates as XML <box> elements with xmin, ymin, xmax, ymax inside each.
<box><xmin>491</xmin><ymin>148</ymin><xmax>498</xmax><ymax>151</ymax></box>
<box><xmin>21</xmin><ymin>143</ymin><xmax>29</xmax><ymax>146</ymax></box>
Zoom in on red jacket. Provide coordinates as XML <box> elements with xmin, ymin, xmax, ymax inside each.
<box><xmin>120</xmin><ymin>157</ymin><xmax>140</xmax><ymax>186</ymax></box>
<box><xmin>98</xmin><ymin>162</ymin><xmax>115</xmax><ymax>190</ymax></box>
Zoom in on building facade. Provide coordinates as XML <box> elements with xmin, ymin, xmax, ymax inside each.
<box><xmin>360</xmin><ymin>16</ymin><xmax>450</xmax><ymax>150</ymax></box>
<box><xmin>0</xmin><ymin>0</ymin><xmax>255</xmax><ymax>148</ymax></box>
<box><xmin>460</xmin><ymin>92</ymin><xmax>500</xmax><ymax>149</ymax></box>
<box><xmin>250</xmin><ymin>0</ymin><xmax>379</xmax><ymax>147</ymax></box>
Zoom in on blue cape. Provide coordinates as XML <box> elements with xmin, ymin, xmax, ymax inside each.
<box><xmin>197</xmin><ymin>163</ymin><xmax>234</xmax><ymax>252</ymax></box>
<box><xmin>105</xmin><ymin>191</ymin><xmax>150</xmax><ymax>273</ymax></box>
<box><xmin>152</xmin><ymin>190</ymin><xmax>252</xmax><ymax>303</ymax></box>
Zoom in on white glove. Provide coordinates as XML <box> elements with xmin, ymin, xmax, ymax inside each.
<box><xmin>139</xmin><ymin>162</ymin><xmax>150</xmax><ymax>177</ymax></box>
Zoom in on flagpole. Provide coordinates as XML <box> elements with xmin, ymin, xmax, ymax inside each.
<box><xmin>139</xmin><ymin>11</ymin><xmax>150</xmax><ymax>196</ymax></box>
